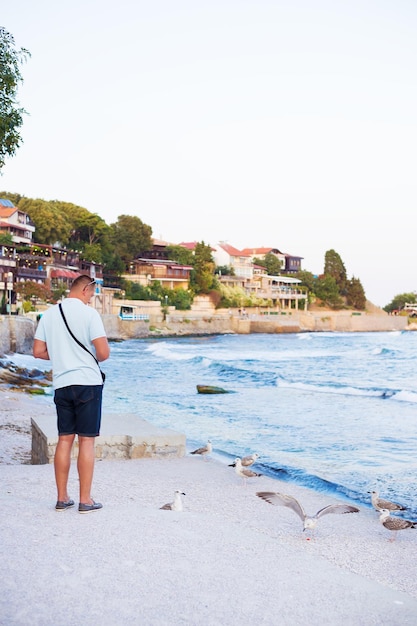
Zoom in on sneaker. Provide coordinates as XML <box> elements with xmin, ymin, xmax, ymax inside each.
<box><xmin>78</xmin><ymin>500</ymin><xmax>103</xmax><ymax>514</ymax></box>
<box><xmin>55</xmin><ymin>499</ymin><xmax>75</xmax><ymax>511</ymax></box>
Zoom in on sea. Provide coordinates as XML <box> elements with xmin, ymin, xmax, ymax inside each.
<box><xmin>9</xmin><ymin>330</ymin><xmax>417</xmax><ymax>517</ymax></box>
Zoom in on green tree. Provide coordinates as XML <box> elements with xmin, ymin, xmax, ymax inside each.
<box><xmin>346</xmin><ymin>276</ymin><xmax>366</xmax><ymax>310</ymax></box>
<box><xmin>191</xmin><ymin>241</ymin><xmax>215</xmax><ymax>293</ymax></box>
<box><xmin>383</xmin><ymin>292</ymin><xmax>417</xmax><ymax>313</ymax></box>
<box><xmin>15</xmin><ymin>280</ymin><xmax>52</xmax><ymax>303</ymax></box>
<box><xmin>296</xmin><ymin>270</ymin><xmax>316</xmax><ymax>293</ymax></box>
<box><xmin>324</xmin><ymin>249</ymin><xmax>347</xmax><ymax>294</ymax></box>
<box><xmin>215</xmin><ymin>265</ymin><xmax>235</xmax><ymax>276</ymax></box>
<box><xmin>0</xmin><ymin>28</ymin><xmax>30</xmax><ymax>171</ymax></box>
<box><xmin>0</xmin><ymin>190</ymin><xmax>24</xmax><ymax>205</ymax></box>
<box><xmin>0</xmin><ymin>231</ymin><xmax>13</xmax><ymax>245</ymax></box>
<box><xmin>315</xmin><ymin>274</ymin><xmax>344</xmax><ymax>309</ymax></box>
<box><xmin>121</xmin><ymin>280</ymin><xmax>150</xmax><ymax>300</ymax></box>
<box><xmin>18</xmin><ymin>197</ymin><xmax>72</xmax><ymax>244</ymax></box>
<box><xmin>109</xmin><ymin>214</ymin><xmax>153</xmax><ymax>265</ymax></box>
<box><xmin>253</xmin><ymin>252</ymin><xmax>282</xmax><ymax>275</ymax></box>
<box><xmin>170</xmin><ymin>289</ymin><xmax>192</xmax><ymax>310</ymax></box>
<box><xmin>51</xmin><ymin>281</ymin><xmax>69</xmax><ymax>303</ymax></box>
<box><xmin>54</xmin><ymin>202</ymin><xmax>110</xmax><ymax>248</ymax></box>
<box><xmin>165</xmin><ymin>244</ymin><xmax>194</xmax><ymax>265</ymax></box>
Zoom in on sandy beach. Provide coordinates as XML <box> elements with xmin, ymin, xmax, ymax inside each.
<box><xmin>1</xmin><ymin>389</ymin><xmax>417</xmax><ymax>626</ymax></box>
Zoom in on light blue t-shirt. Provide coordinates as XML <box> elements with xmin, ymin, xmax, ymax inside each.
<box><xmin>35</xmin><ymin>298</ymin><xmax>107</xmax><ymax>389</ymax></box>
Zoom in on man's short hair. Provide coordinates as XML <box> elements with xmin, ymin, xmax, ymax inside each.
<box><xmin>71</xmin><ymin>274</ymin><xmax>95</xmax><ymax>289</ymax></box>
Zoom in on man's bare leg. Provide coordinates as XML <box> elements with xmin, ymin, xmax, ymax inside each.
<box><xmin>54</xmin><ymin>434</ymin><xmax>75</xmax><ymax>502</ymax></box>
<box><xmin>77</xmin><ymin>436</ymin><xmax>96</xmax><ymax>504</ymax></box>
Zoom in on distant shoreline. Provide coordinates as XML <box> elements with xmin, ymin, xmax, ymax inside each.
<box><xmin>0</xmin><ymin>310</ymin><xmax>412</xmax><ymax>356</ymax></box>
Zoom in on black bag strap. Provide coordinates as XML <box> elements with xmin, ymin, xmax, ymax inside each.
<box><xmin>59</xmin><ymin>302</ymin><xmax>100</xmax><ymax>368</ymax></box>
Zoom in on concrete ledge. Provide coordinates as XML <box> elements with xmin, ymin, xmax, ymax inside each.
<box><xmin>31</xmin><ymin>413</ymin><xmax>186</xmax><ymax>464</ymax></box>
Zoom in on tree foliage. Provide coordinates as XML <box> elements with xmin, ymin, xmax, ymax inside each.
<box><xmin>191</xmin><ymin>241</ymin><xmax>215</xmax><ymax>293</ymax></box>
<box><xmin>383</xmin><ymin>292</ymin><xmax>417</xmax><ymax>313</ymax></box>
<box><xmin>253</xmin><ymin>252</ymin><xmax>283</xmax><ymax>275</ymax></box>
<box><xmin>14</xmin><ymin>280</ymin><xmax>52</xmax><ymax>302</ymax></box>
<box><xmin>314</xmin><ymin>274</ymin><xmax>344</xmax><ymax>309</ymax></box>
<box><xmin>0</xmin><ymin>231</ymin><xmax>13</xmax><ymax>245</ymax></box>
<box><xmin>12</xmin><ymin>196</ymin><xmax>111</xmax><ymax>262</ymax></box>
<box><xmin>121</xmin><ymin>279</ymin><xmax>192</xmax><ymax>310</ymax></box>
<box><xmin>53</xmin><ymin>201</ymin><xmax>110</xmax><ymax>248</ymax></box>
<box><xmin>0</xmin><ymin>28</ymin><xmax>30</xmax><ymax>171</ymax></box>
<box><xmin>109</xmin><ymin>214</ymin><xmax>153</xmax><ymax>265</ymax></box>
<box><xmin>215</xmin><ymin>265</ymin><xmax>235</xmax><ymax>276</ymax></box>
<box><xmin>324</xmin><ymin>249</ymin><xmax>347</xmax><ymax>294</ymax></box>
<box><xmin>165</xmin><ymin>244</ymin><xmax>194</xmax><ymax>266</ymax></box>
<box><xmin>18</xmin><ymin>197</ymin><xmax>73</xmax><ymax>244</ymax></box>
<box><xmin>296</xmin><ymin>270</ymin><xmax>316</xmax><ymax>293</ymax></box>
<box><xmin>346</xmin><ymin>276</ymin><xmax>366</xmax><ymax>310</ymax></box>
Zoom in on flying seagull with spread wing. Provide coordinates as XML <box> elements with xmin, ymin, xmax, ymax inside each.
<box><xmin>378</xmin><ymin>508</ymin><xmax>416</xmax><ymax>542</ymax></box>
<box><xmin>256</xmin><ymin>491</ymin><xmax>360</xmax><ymax>533</ymax></box>
<box><xmin>368</xmin><ymin>490</ymin><xmax>406</xmax><ymax>512</ymax></box>
<box><xmin>160</xmin><ymin>490</ymin><xmax>186</xmax><ymax>512</ymax></box>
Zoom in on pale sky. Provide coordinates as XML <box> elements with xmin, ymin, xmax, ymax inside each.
<box><xmin>2</xmin><ymin>0</ymin><xmax>417</xmax><ymax>307</ymax></box>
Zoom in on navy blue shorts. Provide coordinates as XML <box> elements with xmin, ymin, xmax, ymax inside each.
<box><xmin>54</xmin><ymin>385</ymin><xmax>103</xmax><ymax>437</ymax></box>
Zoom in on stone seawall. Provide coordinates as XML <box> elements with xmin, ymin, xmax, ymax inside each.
<box><xmin>0</xmin><ymin>311</ymin><xmax>410</xmax><ymax>356</ymax></box>
<box><xmin>101</xmin><ymin>313</ymin><xmax>235</xmax><ymax>340</ymax></box>
<box><xmin>0</xmin><ymin>316</ymin><xmax>36</xmax><ymax>356</ymax></box>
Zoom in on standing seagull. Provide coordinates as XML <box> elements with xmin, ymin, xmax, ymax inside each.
<box><xmin>160</xmin><ymin>490</ymin><xmax>186</xmax><ymax>511</ymax></box>
<box><xmin>378</xmin><ymin>509</ymin><xmax>416</xmax><ymax>542</ymax></box>
<box><xmin>190</xmin><ymin>440</ymin><xmax>212</xmax><ymax>459</ymax></box>
<box><xmin>234</xmin><ymin>458</ymin><xmax>262</xmax><ymax>485</ymax></box>
<box><xmin>229</xmin><ymin>453</ymin><xmax>259</xmax><ymax>468</ymax></box>
<box><xmin>368</xmin><ymin>490</ymin><xmax>406</xmax><ymax>512</ymax></box>
<box><xmin>257</xmin><ymin>491</ymin><xmax>359</xmax><ymax>534</ymax></box>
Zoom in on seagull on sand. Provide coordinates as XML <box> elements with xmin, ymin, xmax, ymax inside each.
<box><xmin>256</xmin><ymin>492</ymin><xmax>360</xmax><ymax>533</ymax></box>
<box><xmin>160</xmin><ymin>490</ymin><xmax>186</xmax><ymax>511</ymax></box>
<box><xmin>190</xmin><ymin>440</ymin><xmax>212</xmax><ymax>459</ymax></box>
<box><xmin>229</xmin><ymin>453</ymin><xmax>259</xmax><ymax>468</ymax></box>
<box><xmin>368</xmin><ymin>490</ymin><xmax>406</xmax><ymax>513</ymax></box>
<box><xmin>378</xmin><ymin>509</ymin><xmax>416</xmax><ymax>542</ymax></box>
<box><xmin>234</xmin><ymin>458</ymin><xmax>262</xmax><ymax>485</ymax></box>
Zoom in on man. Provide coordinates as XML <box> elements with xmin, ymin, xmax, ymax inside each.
<box><xmin>33</xmin><ymin>275</ymin><xmax>110</xmax><ymax>513</ymax></box>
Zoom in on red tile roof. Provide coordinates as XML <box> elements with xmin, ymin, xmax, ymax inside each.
<box><xmin>217</xmin><ymin>242</ymin><xmax>251</xmax><ymax>257</ymax></box>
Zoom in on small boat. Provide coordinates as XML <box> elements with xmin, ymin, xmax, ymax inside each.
<box><xmin>196</xmin><ymin>385</ymin><xmax>230</xmax><ymax>394</ymax></box>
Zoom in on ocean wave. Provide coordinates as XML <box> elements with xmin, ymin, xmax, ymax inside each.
<box><xmin>211</xmin><ymin>362</ymin><xmax>277</xmax><ymax>386</ymax></box>
<box><xmin>259</xmin><ymin>464</ymin><xmax>369</xmax><ymax>506</ymax></box>
<box><xmin>370</xmin><ymin>347</ymin><xmax>398</xmax><ymax>357</ymax></box>
<box><xmin>259</xmin><ymin>463</ymin><xmax>417</xmax><ymax>515</ymax></box>
<box><xmin>274</xmin><ymin>379</ymin><xmax>417</xmax><ymax>403</ymax></box>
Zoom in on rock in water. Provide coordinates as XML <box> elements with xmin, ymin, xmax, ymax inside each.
<box><xmin>196</xmin><ymin>385</ymin><xmax>230</xmax><ymax>394</ymax></box>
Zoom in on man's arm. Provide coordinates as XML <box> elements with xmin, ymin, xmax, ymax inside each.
<box><xmin>33</xmin><ymin>339</ymin><xmax>50</xmax><ymax>360</ymax></box>
<box><xmin>92</xmin><ymin>336</ymin><xmax>110</xmax><ymax>362</ymax></box>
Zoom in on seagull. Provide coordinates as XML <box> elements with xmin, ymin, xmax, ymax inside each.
<box><xmin>368</xmin><ymin>490</ymin><xmax>406</xmax><ymax>512</ymax></box>
<box><xmin>229</xmin><ymin>453</ymin><xmax>259</xmax><ymax>468</ymax></box>
<box><xmin>378</xmin><ymin>509</ymin><xmax>416</xmax><ymax>542</ymax></box>
<box><xmin>160</xmin><ymin>490</ymin><xmax>186</xmax><ymax>511</ymax></box>
<box><xmin>234</xmin><ymin>458</ymin><xmax>262</xmax><ymax>485</ymax></box>
<box><xmin>190</xmin><ymin>440</ymin><xmax>212</xmax><ymax>459</ymax></box>
<box><xmin>256</xmin><ymin>491</ymin><xmax>360</xmax><ymax>533</ymax></box>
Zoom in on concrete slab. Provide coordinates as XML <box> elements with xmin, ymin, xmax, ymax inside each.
<box><xmin>31</xmin><ymin>413</ymin><xmax>186</xmax><ymax>464</ymax></box>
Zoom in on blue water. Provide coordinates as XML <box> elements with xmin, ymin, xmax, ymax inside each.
<box><xmin>10</xmin><ymin>330</ymin><xmax>417</xmax><ymax>516</ymax></box>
